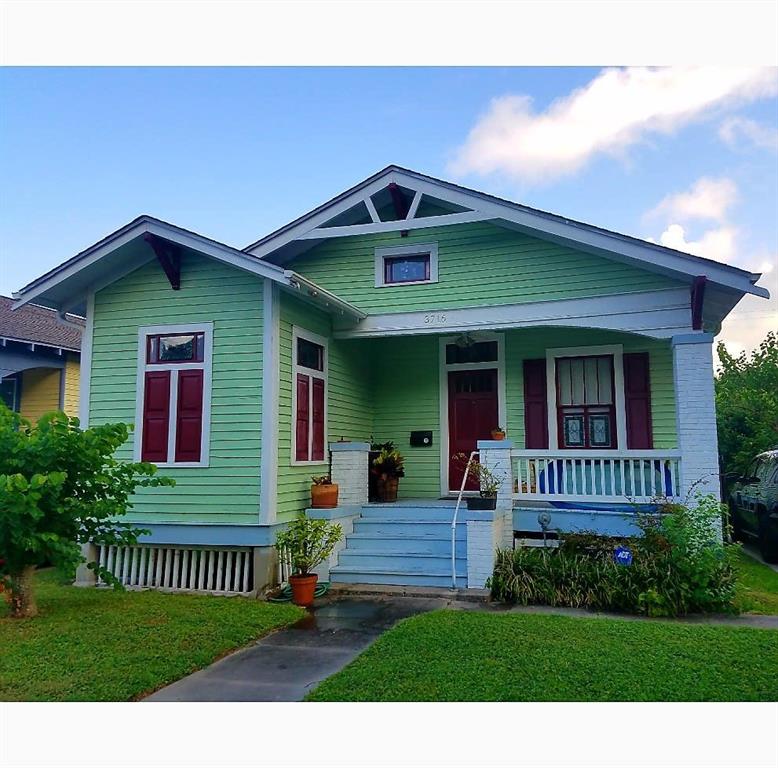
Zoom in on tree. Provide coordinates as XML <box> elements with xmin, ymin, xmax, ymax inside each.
<box><xmin>716</xmin><ymin>331</ymin><xmax>778</xmax><ymax>478</ymax></box>
<box><xmin>0</xmin><ymin>405</ymin><xmax>174</xmax><ymax>618</ymax></box>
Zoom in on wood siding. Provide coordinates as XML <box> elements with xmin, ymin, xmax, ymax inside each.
<box><xmin>276</xmin><ymin>292</ymin><xmax>373</xmax><ymax>521</ymax></box>
<box><xmin>289</xmin><ymin>221</ymin><xmax>683</xmax><ymax>314</ymax></box>
<box><xmin>90</xmin><ymin>252</ymin><xmax>264</xmax><ymax>525</ymax></box>
<box><xmin>18</xmin><ymin>367</ymin><xmax>61</xmax><ymax>422</ymax></box>
<box><xmin>63</xmin><ymin>354</ymin><xmax>80</xmax><ymax>417</ymax></box>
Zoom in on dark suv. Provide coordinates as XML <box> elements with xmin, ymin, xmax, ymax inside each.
<box><xmin>728</xmin><ymin>449</ymin><xmax>778</xmax><ymax>563</ymax></box>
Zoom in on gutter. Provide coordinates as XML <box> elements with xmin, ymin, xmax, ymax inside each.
<box><xmin>283</xmin><ymin>270</ymin><xmax>367</xmax><ymax>321</ymax></box>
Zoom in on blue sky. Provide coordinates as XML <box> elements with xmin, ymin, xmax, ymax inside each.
<box><xmin>1</xmin><ymin>66</ymin><xmax>776</xmax><ymax>355</ymax></box>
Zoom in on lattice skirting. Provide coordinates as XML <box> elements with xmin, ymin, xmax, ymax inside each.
<box><xmin>96</xmin><ymin>544</ymin><xmax>254</xmax><ymax>595</ymax></box>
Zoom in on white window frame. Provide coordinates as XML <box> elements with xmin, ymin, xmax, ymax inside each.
<box><xmin>438</xmin><ymin>332</ymin><xmax>506</xmax><ymax>496</ymax></box>
<box><xmin>375</xmin><ymin>242</ymin><xmax>439</xmax><ymax>288</ymax></box>
<box><xmin>545</xmin><ymin>344</ymin><xmax>626</xmax><ymax>451</ymax></box>
<box><xmin>133</xmin><ymin>322</ymin><xmax>213</xmax><ymax>468</ymax></box>
<box><xmin>290</xmin><ymin>326</ymin><xmax>329</xmax><ymax>466</ymax></box>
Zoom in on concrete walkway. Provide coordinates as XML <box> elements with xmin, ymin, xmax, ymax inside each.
<box><xmin>145</xmin><ymin>596</ymin><xmax>446</xmax><ymax>702</ymax></box>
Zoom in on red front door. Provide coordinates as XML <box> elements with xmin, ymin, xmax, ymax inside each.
<box><xmin>448</xmin><ymin>369</ymin><xmax>499</xmax><ymax>492</ymax></box>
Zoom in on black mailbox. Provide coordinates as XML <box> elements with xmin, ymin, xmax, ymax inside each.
<box><xmin>410</xmin><ymin>430</ymin><xmax>433</xmax><ymax>447</ymax></box>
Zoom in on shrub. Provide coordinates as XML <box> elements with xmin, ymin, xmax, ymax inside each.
<box><xmin>275</xmin><ymin>516</ymin><xmax>342</xmax><ymax>576</ymax></box>
<box><xmin>488</xmin><ymin>494</ymin><xmax>737</xmax><ymax>616</ymax></box>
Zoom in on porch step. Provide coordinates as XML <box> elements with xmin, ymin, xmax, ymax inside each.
<box><xmin>337</xmin><ymin>550</ymin><xmax>467</xmax><ymax>571</ymax></box>
<box><xmin>344</xmin><ymin>533</ymin><xmax>467</xmax><ymax>556</ymax></box>
<box><xmin>353</xmin><ymin>519</ymin><xmax>467</xmax><ymax>538</ymax></box>
<box><xmin>329</xmin><ymin>565</ymin><xmax>467</xmax><ymax>589</ymax></box>
<box><xmin>358</xmin><ymin>506</ymin><xmax>458</xmax><ymax>521</ymax></box>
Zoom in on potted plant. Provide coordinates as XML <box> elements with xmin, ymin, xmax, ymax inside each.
<box><xmin>310</xmin><ymin>475</ymin><xmax>339</xmax><ymax>508</ymax></box>
<box><xmin>275</xmin><ymin>516</ymin><xmax>343</xmax><ymax>607</ymax></box>
<box><xmin>451</xmin><ymin>453</ymin><xmax>502</xmax><ymax>510</ymax></box>
<box><xmin>491</xmin><ymin>426</ymin><xmax>506</xmax><ymax>440</ymax></box>
<box><xmin>371</xmin><ymin>444</ymin><xmax>405</xmax><ymax>502</ymax></box>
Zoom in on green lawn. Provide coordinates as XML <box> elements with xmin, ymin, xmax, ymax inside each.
<box><xmin>733</xmin><ymin>547</ymin><xmax>778</xmax><ymax>615</ymax></box>
<box><xmin>307</xmin><ymin>610</ymin><xmax>778</xmax><ymax>701</ymax></box>
<box><xmin>0</xmin><ymin>569</ymin><xmax>304</xmax><ymax>701</ymax></box>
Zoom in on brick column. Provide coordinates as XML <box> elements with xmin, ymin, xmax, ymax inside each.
<box><xmin>329</xmin><ymin>441</ymin><xmax>370</xmax><ymax>507</ymax></box>
<box><xmin>672</xmin><ymin>334</ymin><xmax>721</xmax><ymax>502</ymax></box>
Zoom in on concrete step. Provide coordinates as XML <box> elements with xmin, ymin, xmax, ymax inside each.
<box><xmin>353</xmin><ymin>519</ymin><xmax>467</xmax><ymax>538</ymax></box>
<box><xmin>359</xmin><ymin>506</ymin><xmax>459</xmax><ymax>521</ymax></box>
<box><xmin>337</xmin><ymin>550</ymin><xmax>467</xmax><ymax>573</ymax></box>
<box><xmin>329</xmin><ymin>565</ymin><xmax>467</xmax><ymax>589</ymax></box>
<box><xmin>344</xmin><ymin>533</ymin><xmax>466</xmax><ymax>556</ymax></box>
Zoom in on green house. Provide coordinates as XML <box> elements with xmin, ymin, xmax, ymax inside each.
<box><xmin>12</xmin><ymin>166</ymin><xmax>770</xmax><ymax>592</ymax></box>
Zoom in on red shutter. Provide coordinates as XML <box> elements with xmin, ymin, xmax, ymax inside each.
<box><xmin>175</xmin><ymin>369</ymin><xmax>204</xmax><ymax>462</ymax></box>
<box><xmin>295</xmin><ymin>374</ymin><xmax>310</xmax><ymax>462</ymax></box>
<box><xmin>624</xmin><ymin>352</ymin><xmax>653</xmax><ymax>449</ymax></box>
<box><xmin>523</xmin><ymin>359</ymin><xmax>549</xmax><ymax>449</ymax></box>
<box><xmin>141</xmin><ymin>370</ymin><xmax>171</xmax><ymax>463</ymax></box>
<box><xmin>311</xmin><ymin>377</ymin><xmax>325</xmax><ymax>461</ymax></box>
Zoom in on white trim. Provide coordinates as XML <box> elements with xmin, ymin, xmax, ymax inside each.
<box><xmin>133</xmin><ymin>322</ymin><xmax>213</xmax><ymax>468</ymax></box>
<box><xmin>300</xmin><ymin>210</ymin><xmax>492</xmax><ymax>240</ymax></box>
<box><xmin>290</xmin><ymin>326</ymin><xmax>329</xmax><ymax>467</ymax></box>
<box><xmin>545</xmin><ymin>344</ymin><xmax>626</xmax><ymax>451</ymax></box>
<box><xmin>374</xmin><ymin>242</ymin><xmax>439</xmax><ymax>288</ymax></box>
<box><xmin>438</xmin><ymin>333</ymin><xmax>506</xmax><ymax>496</ymax></box>
<box><xmin>259</xmin><ymin>281</ymin><xmax>280</xmax><ymax>524</ymax></box>
<box><xmin>406</xmin><ymin>190</ymin><xmax>422</xmax><ymax>220</ymax></box>
<box><xmin>78</xmin><ymin>290</ymin><xmax>94</xmax><ymax>427</ymax></box>
<box><xmin>364</xmin><ymin>196</ymin><xmax>381</xmax><ymax>224</ymax></box>
<box><xmin>335</xmin><ymin>287</ymin><xmax>693</xmax><ymax>340</ymax></box>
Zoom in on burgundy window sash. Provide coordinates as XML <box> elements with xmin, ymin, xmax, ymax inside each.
<box><xmin>295</xmin><ymin>371</ymin><xmax>326</xmax><ymax>462</ymax></box>
<box><xmin>174</xmin><ymin>369</ymin><xmax>204</xmax><ymax>463</ymax></box>
<box><xmin>523</xmin><ymin>359</ymin><xmax>549</xmax><ymax>449</ymax></box>
<box><xmin>623</xmin><ymin>352</ymin><xmax>654</xmax><ymax>449</ymax></box>
<box><xmin>141</xmin><ymin>370</ymin><xmax>171</xmax><ymax>463</ymax></box>
<box><xmin>295</xmin><ymin>374</ymin><xmax>310</xmax><ymax>462</ymax></box>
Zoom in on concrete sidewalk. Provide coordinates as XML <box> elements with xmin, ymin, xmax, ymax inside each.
<box><xmin>144</xmin><ymin>596</ymin><xmax>446</xmax><ymax>702</ymax></box>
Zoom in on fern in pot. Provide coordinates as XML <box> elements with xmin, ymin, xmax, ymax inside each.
<box><xmin>275</xmin><ymin>516</ymin><xmax>342</xmax><ymax>607</ymax></box>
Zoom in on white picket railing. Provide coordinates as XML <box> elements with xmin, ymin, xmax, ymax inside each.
<box><xmin>96</xmin><ymin>544</ymin><xmax>253</xmax><ymax>594</ymax></box>
<box><xmin>511</xmin><ymin>449</ymin><xmax>682</xmax><ymax>504</ymax></box>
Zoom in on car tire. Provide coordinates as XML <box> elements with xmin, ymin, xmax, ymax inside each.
<box><xmin>757</xmin><ymin>517</ymin><xmax>778</xmax><ymax>564</ymax></box>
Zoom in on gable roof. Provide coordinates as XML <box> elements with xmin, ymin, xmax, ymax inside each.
<box><xmin>245</xmin><ymin>165</ymin><xmax>769</xmax><ymax>300</ymax></box>
<box><xmin>12</xmin><ymin>215</ymin><xmax>365</xmax><ymax>321</ymax></box>
<box><xmin>0</xmin><ymin>295</ymin><xmax>83</xmax><ymax>351</ymax></box>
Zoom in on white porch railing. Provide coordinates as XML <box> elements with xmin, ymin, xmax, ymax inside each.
<box><xmin>511</xmin><ymin>449</ymin><xmax>682</xmax><ymax>504</ymax></box>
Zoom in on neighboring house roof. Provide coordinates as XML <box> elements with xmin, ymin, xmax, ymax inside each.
<box><xmin>0</xmin><ymin>295</ymin><xmax>83</xmax><ymax>352</ymax></box>
<box><xmin>245</xmin><ymin>165</ymin><xmax>769</xmax><ymax>300</ymax></box>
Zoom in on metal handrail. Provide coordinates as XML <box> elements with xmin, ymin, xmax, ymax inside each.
<box><xmin>451</xmin><ymin>450</ymin><xmax>478</xmax><ymax>590</ymax></box>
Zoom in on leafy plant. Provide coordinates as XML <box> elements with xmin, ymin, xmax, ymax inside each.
<box><xmin>451</xmin><ymin>453</ymin><xmax>502</xmax><ymax>497</ymax></box>
<box><xmin>488</xmin><ymin>494</ymin><xmax>738</xmax><ymax>616</ymax></box>
<box><xmin>275</xmin><ymin>515</ymin><xmax>343</xmax><ymax>576</ymax></box>
<box><xmin>716</xmin><ymin>331</ymin><xmax>778</xmax><ymax>479</ymax></box>
<box><xmin>372</xmin><ymin>446</ymin><xmax>405</xmax><ymax>480</ymax></box>
<box><xmin>311</xmin><ymin>475</ymin><xmax>333</xmax><ymax>486</ymax></box>
<box><xmin>0</xmin><ymin>405</ymin><xmax>174</xmax><ymax>618</ymax></box>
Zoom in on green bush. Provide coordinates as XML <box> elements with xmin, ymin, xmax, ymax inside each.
<box><xmin>488</xmin><ymin>495</ymin><xmax>738</xmax><ymax>616</ymax></box>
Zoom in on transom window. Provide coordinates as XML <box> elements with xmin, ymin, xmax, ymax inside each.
<box><xmin>375</xmin><ymin>243</ymin><xmax>439</xmax><ymax>287</ymax></box>
<box><xmin>147</xmin><ymin>332</ymin><xmax>205</xmax><ymax>364</ymax></box>
<box><xmin>556</xmin><ymin>355</ymin><xmax>616</xmax><ymax>449</ymax></box>
<box><xmin>446</xmin><ymin>340</ymin><xmax>498</xmax><ymax>365</ymax></box>
<box><xmin>292</xmin><ymin>328</ymin><xmax>328</xmax><ymax>464</ymax></box>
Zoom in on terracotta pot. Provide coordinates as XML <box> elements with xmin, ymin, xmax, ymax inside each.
<box><xmin>491</xmin><ymin>430</ymin><xmax>506</xmax><ymax>440</ymax></box>
<box><xmin>377</xmin><ymin>476</ymin><xmax>399</xmax><ymax>502</ymax></box>
<box><xmin>311</xmin><ymin>483</ymin><xmax>339</xmax><ymax>508</ymax></box>
<box><xmin>289</xmin><ymin>573</ymin><xmax>319</xmax><ymax>607</ymax></box>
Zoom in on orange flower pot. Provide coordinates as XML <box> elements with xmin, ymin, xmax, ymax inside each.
<box><xmin>311</xmin><ymin>483</ymin><xmax>339</xmax><ymax>508</ymax></box>
<box><xmin>289</xmin><ymin>573</ymin><xmax>319</xmax><ymax>607</ymax></box>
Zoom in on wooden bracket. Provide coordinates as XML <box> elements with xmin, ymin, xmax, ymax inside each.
<box><xmin>144</xmin><ymin>233</ymin><xmax>181</xmax><ymax>290</ymax></box>
<box><xmin>691</xmin><ymin>275</ymin><xmax>707</xmax><ymax>331</ymax></box>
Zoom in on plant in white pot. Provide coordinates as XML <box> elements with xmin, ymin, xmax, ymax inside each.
<box><xmin>275</xmin><ymin>515</ymin><xmax>342</xmax><ymax>607</ymax></box>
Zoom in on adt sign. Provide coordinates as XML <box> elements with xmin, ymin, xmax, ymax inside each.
<box><xmin>613</xmin><ymin>545</ymin><xmax>633</xmax><ymax>566</ymax></box>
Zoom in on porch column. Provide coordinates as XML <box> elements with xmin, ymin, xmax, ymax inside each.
<box><xmin>671</xmin><ymin>334</ymin><xmax>721</xmax><ymax>503</ymax></box>
<box><xmin>466</xmin><ymin>440</ymin><xmax>515</xmax><ymax>589</ymax></box>
<box><xmin>330</xmin><ymin>441</ymin><xmax>370</xmax><ymax>507</ymax></box>
<box><xmin>74</xmin><ymin>542</ymin><xmax>98</xmax><ymax>587</ymax></box>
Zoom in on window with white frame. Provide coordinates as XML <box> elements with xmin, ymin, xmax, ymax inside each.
<box><xmin>136</xmin><ymin>323</ymin><xmax>212</xmax><ymax>466</ymax></box>
<box><xmin>375</xmin><ymin>243</ymin><xmax>438</xmax><ymax>287</ymax></box>
<box><xmin>292</xmin><ymin>327</ymin><xmax>328</xmax><ymax>464</ymax></box>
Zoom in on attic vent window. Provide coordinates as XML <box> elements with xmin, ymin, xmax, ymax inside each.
<box><xmin>375</xmin><ymin>243</ymin><xmax>439</xmax><ymax>288</ymax></box>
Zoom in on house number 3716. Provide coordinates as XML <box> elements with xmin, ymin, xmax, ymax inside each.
<box><xmin>424</xmin><ymin>313</ymin><xmax>447</xmax><ymax>325</ymax></box>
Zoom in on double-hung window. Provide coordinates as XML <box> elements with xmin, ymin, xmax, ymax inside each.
<box><xmin>136</xmin><ymin>323</ymin><xmax>212</xmax><ymax>466</ymax></box>
<box><xmin>556</xmin><ymin>355</ymin><xmax>616</xmax><ymax>449</ymax></box>
<box><xmin>375</xmin><ymin>243</ymin><xmax>438</xmax><ymax>287</ymax></box>
<box><xmin>292</xmin><ymin>328</ymin><xmax>327</xmax><ymax>464</ymax></box>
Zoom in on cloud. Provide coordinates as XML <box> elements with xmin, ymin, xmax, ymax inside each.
<box><xmin>646</xmin><ymin>177</ymin><xmax>738</xmax><ymax>223</ymax></box>
<box><xmin>719</xmin><ymin>116</ymin><xmax>778</xmax><ymax>151</ymax></box>
<box><xmin>657</xmin><ymin>223</ymin><xmax>738</xmax><ymax>264</ymax></box>
<box><xmin>450</xmin><ymin>67</ymin><xmax>778</xmax><ymax>184</ymax></box>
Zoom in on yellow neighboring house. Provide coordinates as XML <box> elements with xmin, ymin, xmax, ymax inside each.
<box><xmin>0</xmin><ymin>296</ymin><xmax>83</xmax><ymax>421</ymax></box>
